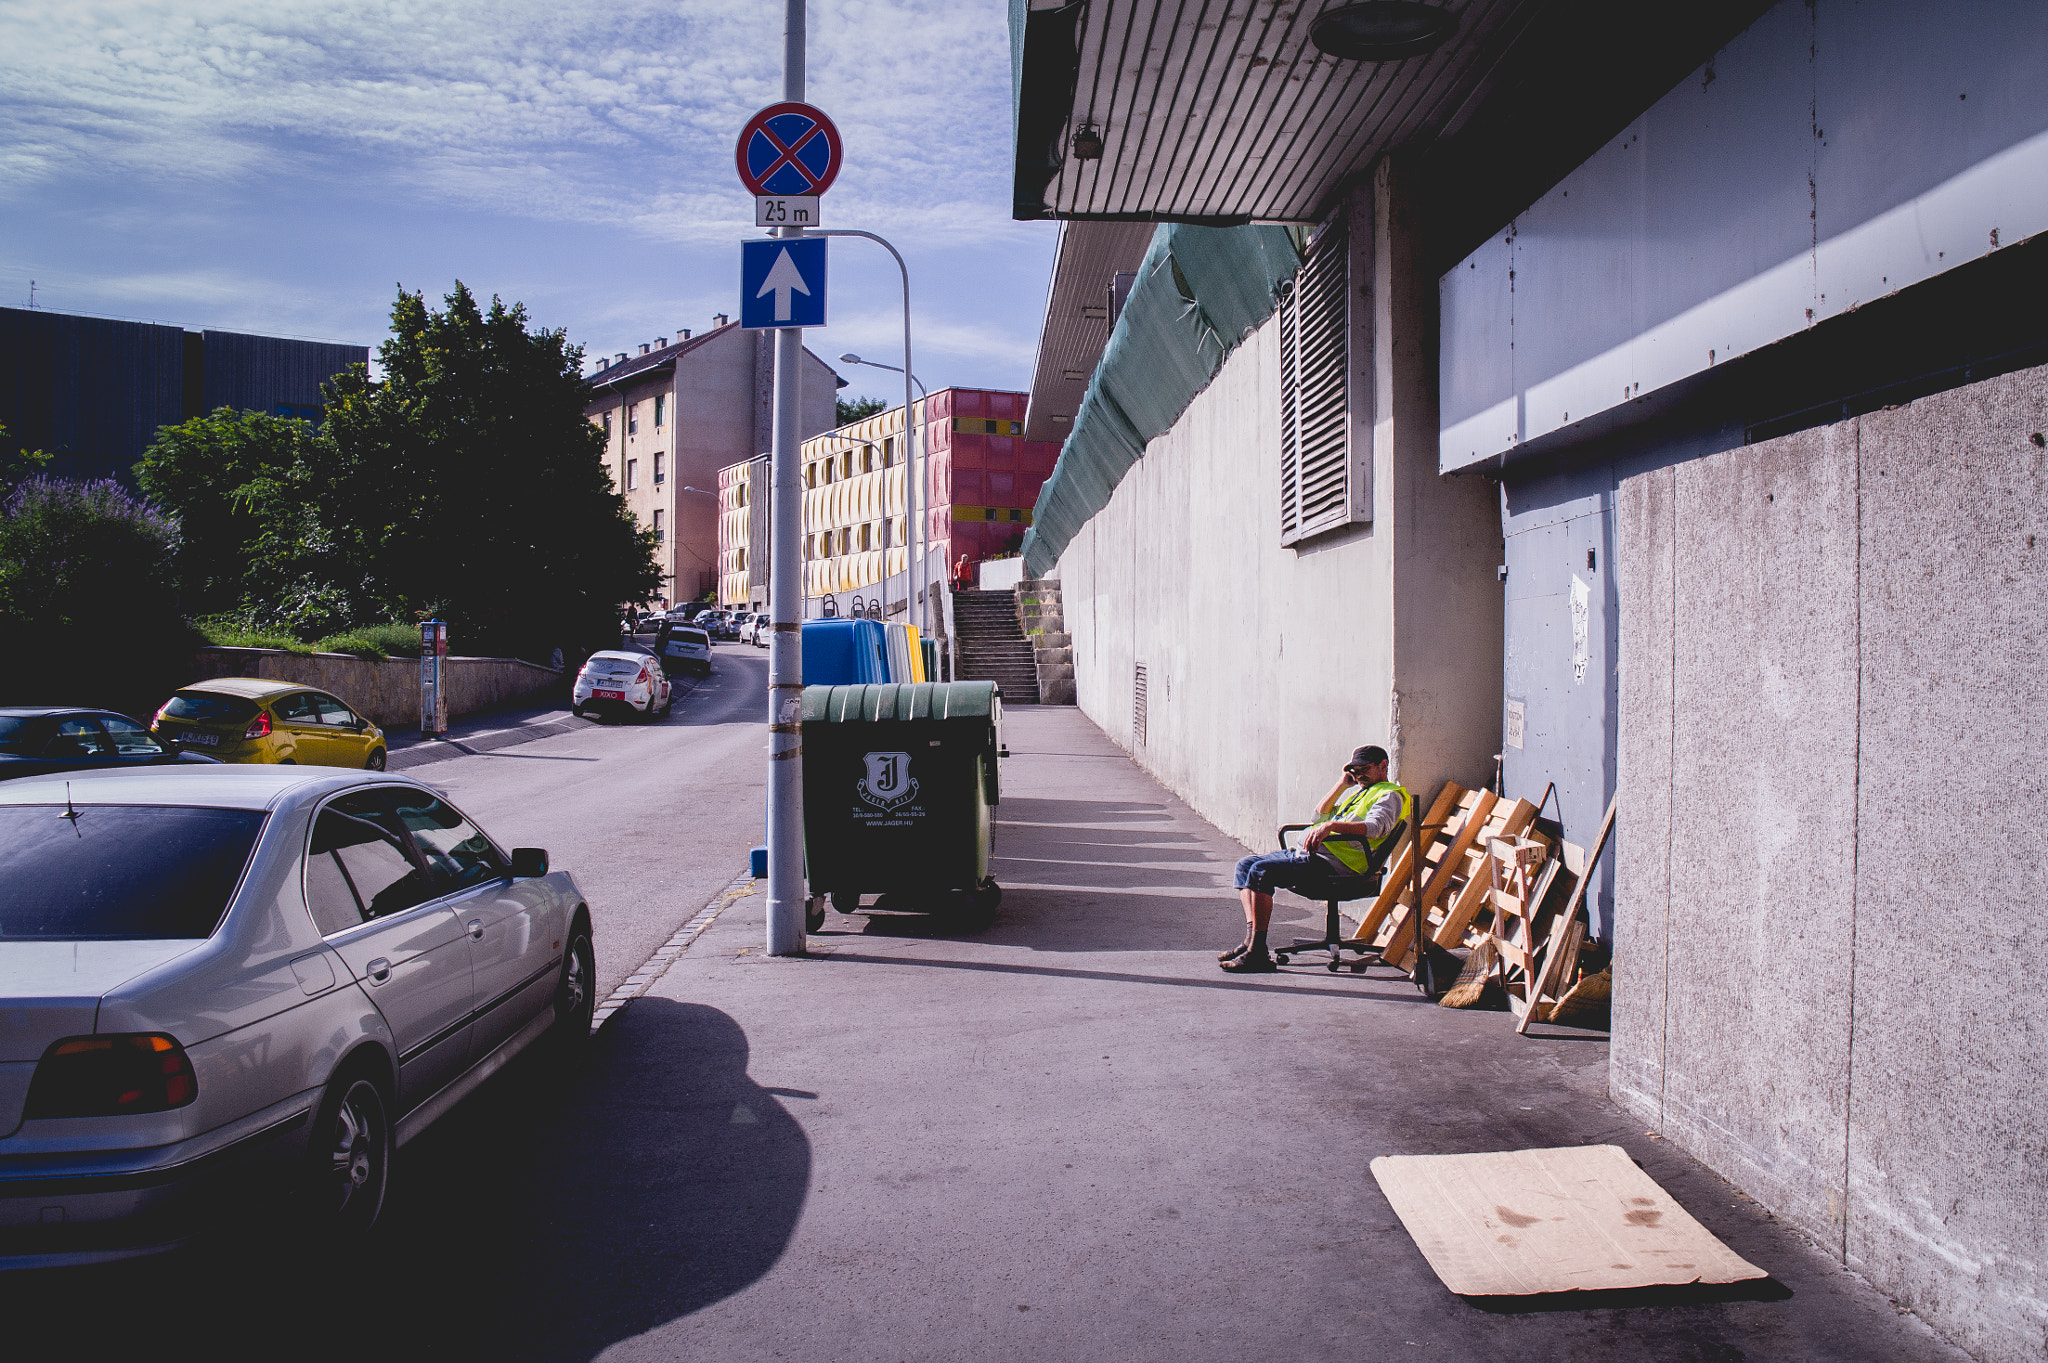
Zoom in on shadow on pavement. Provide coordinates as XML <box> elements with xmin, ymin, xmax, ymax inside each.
<box><xmin>3</xmin><ymin>998</ymin><xmax>808</xmax><ymax>1362</ymax></box>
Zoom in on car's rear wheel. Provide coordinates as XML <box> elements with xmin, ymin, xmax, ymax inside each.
<box><xmin>305</xmin><ymin>1067</ymin><xmax>390</xmax><ymax>1242</ymax></box>
<box><xmin>365</xmin><ymin>748</ymin><xmax>386</xmax><ymax>771</ymax></box>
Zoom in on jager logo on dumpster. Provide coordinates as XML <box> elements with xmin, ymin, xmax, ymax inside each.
<box><xmin>857</xmin><ymin>751</ymin><xmax>919</xmax><ymax>811</ymax></box>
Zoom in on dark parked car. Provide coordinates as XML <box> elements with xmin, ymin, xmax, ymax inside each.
<box><xmin>0</xmin><ymin>707</ymin><xmax>222</xmax><ymax>781</ymax></box>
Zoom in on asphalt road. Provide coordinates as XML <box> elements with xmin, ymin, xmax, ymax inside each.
<box><xmin>406</xmin><ymin>638</ymin><xmax>769</xmax><ymax>1003</ymax></box>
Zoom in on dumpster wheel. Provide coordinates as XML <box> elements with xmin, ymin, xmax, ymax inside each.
<box><xmin>975</xmin><ymin>878</ymin><xmax>1002</xmax><ymax>912</ymax></box>
<box><xmin>804</xmin><ymin>897</ymin><xmax>826</xmax><ymax>934</ymax></box>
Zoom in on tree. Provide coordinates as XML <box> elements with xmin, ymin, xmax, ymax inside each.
<box><xmin>0</xmin><ymin>477</ymin><xmax>189</xmax><ymax>706</ymax></box>
<box><xmin>836</xmin><ymin>395</ymin><xmax>887</xmax><ymax>426</ymax></box>
<box><xmin>308</xmin><ymin>283</ymin><xmax>660</xmax><ymax>658</ymax></box>
<box><xmin>136</xmin><ymin>409</ymin><xmax>318</xmax><ymax>617</ymax></box>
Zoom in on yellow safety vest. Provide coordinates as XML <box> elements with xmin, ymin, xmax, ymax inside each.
<box><xmin>1314</xmin><ymin>780</ymin><xmax>1412</xmax><ymax>873</ymax></box>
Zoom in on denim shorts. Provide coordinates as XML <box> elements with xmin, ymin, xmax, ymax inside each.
<box><xmin>1233</xmin><ymin>849</ymin><xmax>1322</xmax><ymax>894</ymax></box>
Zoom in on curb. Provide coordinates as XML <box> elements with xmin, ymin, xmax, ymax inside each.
<box><xmin>591</xmin><ymin>869</ymin><xmax>756</xmax><ymax>1034</ymax></box>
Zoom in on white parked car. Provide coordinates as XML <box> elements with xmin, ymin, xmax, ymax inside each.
<box><xmin>736</xmin><ymin>612</ymin><xmax>762</xmax><ymax>646</ymax></box>
<box><xmin>659</xmin><ymin>626</ymin><xmax>714</xmax><ymax>677</ymax></box>
<box><xmin>0</xmin><ymin>765</ymin><xmax>595</xmax><ymax>1265</ymax></box>
<box><xmin>571</xmin><ymin>650</ymin><xmax>671</xmax><ymax>721</ymax></box>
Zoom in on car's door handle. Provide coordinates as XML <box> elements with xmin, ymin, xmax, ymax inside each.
<box><xmin>467</xmin><ymin>919</ymin><xmax>484</xmax><ymax>940</ymax></box>
<box><xmin>366</xmin><ymin>957</ymin><xmax>392</xmax><ymax>984</ymax></box>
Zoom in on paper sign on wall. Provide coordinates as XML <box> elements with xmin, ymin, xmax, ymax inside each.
<box><xmin>1505</xmin><ymin>699</ymin><xmax>1525</xmax><ymax>749</ymax></box>
<box><xmin>1570</xmin><ymin>575</ymin><xmax>1591</xmax><ymax>684</ymax></box>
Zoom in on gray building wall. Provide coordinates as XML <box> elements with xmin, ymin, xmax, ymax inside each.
<box><xmin>0</xmin><ymin>308</ymin><xmax>365</xmax><ymax>484</ymax></box>
<box><xmin>200</xmin><ymin>329</ymin><xmax>364</xmax><ymax>419</ymax></box>
<box><xmin>1058</xmin><ymin>174</ymin><xmax>1502</xmax><ymax>851</ymax></box>
<box><xmin>1614</xmin><ymin>363</ymin><xmax>2048</xmax><ymax>1363</ymax></box>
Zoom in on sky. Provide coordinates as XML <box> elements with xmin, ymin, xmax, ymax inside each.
<box><xmin>0</xmin><ymin>0</ymin><xmax>1056</xmax><ymax>402</ymax></box>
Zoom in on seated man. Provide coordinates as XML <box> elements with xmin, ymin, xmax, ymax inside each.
<box><xmin>1220</xmin><ymin>745</ymin><xmax>1411</xmax><ymax>973</ymax></box>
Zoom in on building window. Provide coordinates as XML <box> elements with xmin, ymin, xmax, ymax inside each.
<box><xmin>628</xmin><ymin>405</ymin><xmax>638</xmax><ymax>436</ymax></box>
<box><xmin>883</xmin><ymin>437</ymin><xmax>895</xmax><ymax>465</ymax></box>
<box><xmin>1278</xmin><ymin>220</ymin><xmax>1361</xmax><ymax>545</ymax></box>
<box><xmin>652</xmin><ymin>509</ymin><xmax>664</xmax><ymax>543</ymax></box>
<box><xmin>736</xmin><ymin>484</ymin><xmax>747</xmax><ymax>506</ymax></box>
<box><xmin>654</xmin><ymin>395</ymin><xmax>666</xmax><ymax>429</ymax></box>
<box><xmin>857</xmin><ymin>523</ymin><xmax>870</xmax><ymax>551</ymax></box>
<box><xmin>602</xmin><ymin>412</ymin><xmax>612</xmax><ymax>438</ymax></box>
<box><xmin>654</xmin><ymin>453</ymin><xmax>665</xmax><ymax>484</ymax></box>
<box><xmin>627</xmin><ymin>459</ymin><xmax>638</xmax><ymax>491</ymax></box>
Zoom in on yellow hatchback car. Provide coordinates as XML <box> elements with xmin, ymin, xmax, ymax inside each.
<box><xmin>151</xmin><ymin>677</ymin><xmax>389</xmax><ymax>770</ymax></box>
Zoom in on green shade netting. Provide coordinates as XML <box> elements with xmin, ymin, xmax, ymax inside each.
<box><xmin>1022</xmin><ymin>223</ymin><xmax>1300</xmax><ymax>577</ymax></box>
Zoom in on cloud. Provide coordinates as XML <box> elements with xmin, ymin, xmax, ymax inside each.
<box><xmin>0</xmin><ymin>0</ymin><xmax>1020</xmax><ymax>244</ymax></box>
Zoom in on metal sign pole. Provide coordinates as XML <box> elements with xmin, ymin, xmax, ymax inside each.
<box><xmin>764</xmin><ymin>0</ymin><xmax>808</xmax><ymax>957</ymax></box>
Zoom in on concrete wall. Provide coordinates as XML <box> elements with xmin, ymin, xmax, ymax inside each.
<box><xmin>1614</xmin><ymin>362</ymin><xmax>2048</xmax><ymax>1363</ymax></box>
<box><xmin>189</xmin><ymin>648</ymin><xmax>562</xmax><ymax>732</ymax></box>
<box><xmin>1058</xmin><ymin>166</ymin><xmax>1502</xmax><ymax>848</ymax></box>
<box><xmin>1441</xmin><ymin>0</ymin><xmax>2048</xmax><ymax>472</ymax></box>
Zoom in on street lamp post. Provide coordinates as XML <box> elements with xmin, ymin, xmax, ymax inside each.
<box><xmin>802</xmin><ymin>230</ymin><xmax>926</xmax><ymax>636</ymax></box>
<box><xmin>839</xmin><ymin>350</ymin><xmax>928</xmax><ymax>630</ymax></box>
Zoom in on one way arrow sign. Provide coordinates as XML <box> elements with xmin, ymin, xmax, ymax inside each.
<box><xmin>740</xmin><ymin>237</ymin><xmax>827</xmax><ymax>330</ymax></box>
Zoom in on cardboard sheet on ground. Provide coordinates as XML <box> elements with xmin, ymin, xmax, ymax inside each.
<box><xmin>1370</xmin><ymin>1144</ymin><xmax>1766</xmax><ymax>1296</ymax></box>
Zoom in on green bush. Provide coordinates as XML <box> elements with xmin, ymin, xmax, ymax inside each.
<box><xmin>0</xmin><ymin>477</ymin><xmax>194</xmax><ymax>709</ymax></box>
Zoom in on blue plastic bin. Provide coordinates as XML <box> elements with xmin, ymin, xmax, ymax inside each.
<box><xmin>802</xmin><ymin>618</ymin><xmax>891</xmax><ymax>685</ymax></box>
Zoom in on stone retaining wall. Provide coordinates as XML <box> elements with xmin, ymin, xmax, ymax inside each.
<box><xmin>189</xmin><ymin>648</ymin><xmax>563</xmax><ymax>732</ymax></box>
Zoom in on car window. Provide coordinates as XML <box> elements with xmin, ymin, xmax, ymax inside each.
<box><xmin>0</xmin><ymin>805</ymin><xmax>267</xmax><ymax>939</ymax></box>
<box><xmin>45</xmin><ymin>716</ymin><xmax>113</xmax><ymax>758</ymax></box>
<box><xmin>307</xmin><ymin>791</ymin><xmax>438</xmax><ymax>931</ymax></box>
<box><xmin>99</xmin><ymin>715</ymin><xmax>166</xmax><ymax>756</ymax></box>
<box><xmin>314</xmin><ymin>695</ymin><xmax>359</xmax><ymax>727</ymax></box>
<box><xmin>0</xmin><ymin>716</ymin><xmax>39</xmax><ymax>755</ymax></box>
<box><xmin>386</xmin><ymin>788</ymin><xmax>507</xmax><ymax>893</ymax></box>
<box><xmin>163</xmin><ymin>693</ymin><xmax>258</xmax><ymax>725</ymax></box>
<box><xmin>274</xmin><ymin>693</ymin><xmax>321</xmax><ymax>724</ymax></box>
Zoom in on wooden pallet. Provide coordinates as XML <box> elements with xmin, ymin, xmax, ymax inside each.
<box><xmin>1379</xmin><ymin>794</ymin><xmax>1544</xmax><ymax>971</ymax></box>
<box><xmin>1344</xmin><ymin>781</ymin><xmax>1470</xmax><ymax>946</ymax></box>
<box><xmin>1515</xmin><ymin>794</ymin><xmax>1616</xmax><ymax>1034</ymax></box>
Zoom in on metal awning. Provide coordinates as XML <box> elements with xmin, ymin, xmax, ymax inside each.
<box><xmin>1021</xmin><ymin>220</ymin><xmax>1159</xmax><ymax>441</ymax></box>
<box><xmin>1012</xmin><ymin>0</ymin><xmax>1543</xmax><ymax>224</ymax></box>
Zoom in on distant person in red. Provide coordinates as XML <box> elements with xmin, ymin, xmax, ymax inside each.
<box><xmin>952</xmin><ymin>554</ymin><xmax>974</xmax><ymax>590</ymax></box>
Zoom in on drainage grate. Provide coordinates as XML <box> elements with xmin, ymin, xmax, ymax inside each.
<box><xmin>1133</xmin><ymin>663</ymin><xmax>1148</xmax><ymax>746</ymax></box>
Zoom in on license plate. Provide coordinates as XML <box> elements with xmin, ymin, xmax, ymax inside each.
<box><xmin>180</xmin><ymin>732</ymin><xmax>221</xmax><ymax>747</ymax></box>
<box><xmin>594</xmin><ymin>689</ymin><xmax>624</xmax><ymax>701</ymax></box>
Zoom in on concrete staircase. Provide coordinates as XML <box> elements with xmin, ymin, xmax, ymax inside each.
<box><xmin>1016</xmin><ymin>578</ymin><xmax>1075</xmax><ymax>705</ymax></box>
<box><xmin>952</xmin><ymin>590</ymin><xmax>1041</xmax><ymax>703</ymax></box>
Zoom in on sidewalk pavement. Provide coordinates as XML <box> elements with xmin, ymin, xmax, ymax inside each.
<box><xmin>510</xmin><ymin>705</ymin><xmax>1960</xmax><ymax>1361</ymax></box>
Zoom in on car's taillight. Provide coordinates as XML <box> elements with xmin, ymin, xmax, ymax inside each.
<box><xmin>243</xmin><ymin>710</ymin><xmax>272</xmax><ymax>740</ymax></box>
<box><xmin>25</xmin><ymin>1034</ymin><xmax>199</xmax><ymax>1118</ymax></box>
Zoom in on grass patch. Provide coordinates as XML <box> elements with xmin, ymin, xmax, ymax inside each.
<box><xmin>193</xmin><ymin>616</ymin><xmax>421</xmax><ymax>659</ymax></box>
<box><xmin>315</xmin><ymin>624</ymin><xmax>422</xmax><ymax>659</ymax></box>
<box><xmin>193</xmin><ymin>616</ymin><xmax>316</xmax><ymax>653</ymax></box>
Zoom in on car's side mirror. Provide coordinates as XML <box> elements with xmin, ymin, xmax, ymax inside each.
<box><xmin>510</xmin><ymin>847</ymin><xmax>549</xmax><ymax>878</ymax></box>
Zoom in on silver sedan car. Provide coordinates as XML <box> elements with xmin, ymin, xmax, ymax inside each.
<box><xmin>0</xmin><ymin>765</ymin><xmax>595</xmax><ymax>1267</ymax></box>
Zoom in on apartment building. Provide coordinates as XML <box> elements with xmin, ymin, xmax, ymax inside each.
<box><xmin>716</xmin><ymin>387</ymin><xmax>1058</xmax><ymax>609</ymax></box>
<box><xmin>585</xmin><ymin>318</ymin><xmax>839</xmax><ymax>604</ymax></box>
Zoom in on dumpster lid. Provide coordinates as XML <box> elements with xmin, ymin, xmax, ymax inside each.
<box><xmin>802</xmin><ymin>681</ymin><xmax>999</xmax><ymax>724</ymax></box>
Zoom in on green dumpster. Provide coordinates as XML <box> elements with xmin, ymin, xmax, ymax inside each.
<box><xmin>801</xmin><ymin>680</ymin><xmax>1004</xmax><ymax>922</ymax></box>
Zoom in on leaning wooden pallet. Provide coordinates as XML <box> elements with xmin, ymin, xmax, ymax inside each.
<box><xmin>1516</xmin><ymin>793</ymin><xmax>1617</xmax><ymax>1035</ymax></box>
<box><xmin>1485</xmin><ymin>835</ymin><xmax>1555</xmax><ymax>1018</ymax></box>
<box><xmin>1343</xmin><ymin>781</ymin><xmax>1471</xmax><ymax>947</ymax></box>
<box><xmin>1380</xmin><ymin>794</ymin><xmax>1545</xmax><ymax>972</ymax></box>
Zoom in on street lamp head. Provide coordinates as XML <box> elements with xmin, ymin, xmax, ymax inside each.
<box><xmin>839</xmin><ymin>353</ymin><xmax>862</xmax><ymax>365</ymax></box>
